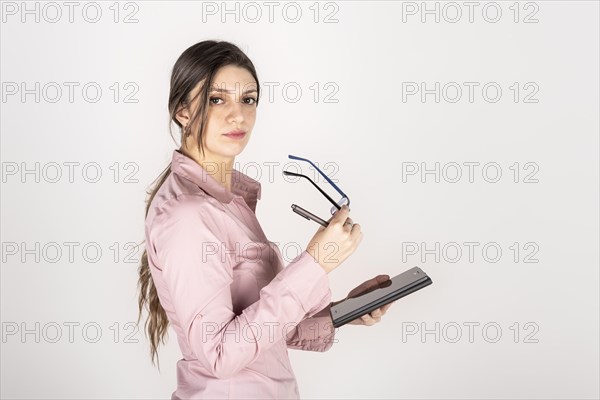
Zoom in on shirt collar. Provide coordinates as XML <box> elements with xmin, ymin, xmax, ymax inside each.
<box><xmin>170</xmin><ymin>149</ymin><xmax>262</xmax><ymax>206</ymax></box>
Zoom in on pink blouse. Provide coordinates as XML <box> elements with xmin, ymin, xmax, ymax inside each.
<box><xmin>144</xmin><ymin>149</ymin><xmax>336</xmax><ymax>399</ymax></box>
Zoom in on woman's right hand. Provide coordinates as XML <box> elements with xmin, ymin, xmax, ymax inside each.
<box><xmin>305</xmin><ymin>205</ymin><xmax>363</xmax><ymax>274</ymax></box>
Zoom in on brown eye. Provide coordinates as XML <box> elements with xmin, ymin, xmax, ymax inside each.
<box><xmin>209</xmin><ymin>97</ymin><xmax>223</xmax><ymax>105</ymax></box>
<box><xmin>244</xmin><ymin>97</ymin><xmax>257</xmax><ymax>105</ymax></box>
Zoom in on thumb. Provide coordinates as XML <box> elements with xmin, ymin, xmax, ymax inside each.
<box><xmin>365</xmin><ymin>275</ymin><xmax>390</xmax><ymax>289</ymax></box>
<box><xmin>359</xmin><ymin>276</ymin><xmax>384</xmax><ymax>291</ymax></box>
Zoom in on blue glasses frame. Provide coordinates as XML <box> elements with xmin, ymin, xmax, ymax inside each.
<box><xmin>284</xmin><ymin>154</ymin><xmax>350</xmax><ymax>215</ymax></box>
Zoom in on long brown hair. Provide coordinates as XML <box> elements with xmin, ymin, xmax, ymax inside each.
<box><xmin>136</xmin><ymin>40</ymin><xmax>261</xmax><ymax>369</ymax></box>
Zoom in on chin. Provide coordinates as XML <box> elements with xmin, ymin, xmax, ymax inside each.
<box><xmin>223</xmin><ymin>146</ymin><xmax>246</xmax><ymax>157</ymax></box>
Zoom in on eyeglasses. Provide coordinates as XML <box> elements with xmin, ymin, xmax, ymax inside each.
<box><xmin>283</xmin><ymin>154</ymin><xmax>350</xmax><ymax>215</ymax></box>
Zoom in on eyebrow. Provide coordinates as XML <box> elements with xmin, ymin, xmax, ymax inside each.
<box><xmin>209</xmin><ymin>88</ymin><xmax>257</xmax><ymax>94</ymax></box>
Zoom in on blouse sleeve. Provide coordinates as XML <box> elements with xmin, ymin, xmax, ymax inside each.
<box><xmin>150</xmin><ymin>196</ymin><xmax>332</xmax><ymax>380</ymax></box>
<box><xmin>285</xmin><ymin>302</ymin><xmax>337</xmax><ymax>352</ymax></box>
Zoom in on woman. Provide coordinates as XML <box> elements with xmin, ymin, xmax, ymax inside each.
<box><xmin>137</xmin><ymin>40</ymin><xmax>394</xmax><ymax>399</ymax></box>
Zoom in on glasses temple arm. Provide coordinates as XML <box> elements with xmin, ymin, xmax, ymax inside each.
<box><xmin>288</xmin><ymin>154</ymin><xmax>348</xmax><ymax>199</ymax></box>
<box><xmin>283</xmin><ymin>171</ymin><xmax>342</xmax><ymax>211</ymax></box>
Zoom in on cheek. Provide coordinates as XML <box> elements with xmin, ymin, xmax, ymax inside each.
<box><xmin>202</xmin><ymin>116</ymin><xmax>222</xmax><ymax>141</ymax></box>
<box><xmin>244</xmin><ymin>108</ymin><xmax>257</xmax><ymax>123</ymax></box>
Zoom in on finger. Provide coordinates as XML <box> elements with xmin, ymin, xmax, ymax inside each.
<box><xmin>370</xmin><ymin>308</ymin><xmax>383</xmax><ymax>318</ymax></box>
<box><xmin>331</xmin><ymin>204</ymin><xmax>350</xmax><ymax>225</ymax></box>
<box><xmin>375</xmin><ymin>274</ymin><xmax>390</xmax><ymax>283</ymax></box>
<box><xmin>350</xmin><ymin>222</ymin><xmax>361</xmax><ymax>236</ymax></box>
<box><xmin>324</xmin><ymin>204</ymin><xmax>348</xmax><ymax>224</ymax></box>
<box><xmin>343</xmin><ymin>217</ymin><xmax>354</xmax><ymax>230</ymax></box>
<box><xmin>325</xmin><ymin>212</ymin><xmax>337</xmax><ymax>223</ymax></box>
<box><xmin>360</xmin><ymin>313</ymin><xmax>376</xmax><ymax>325</ymax></box>
<box><xmin>361</xmin><ymin>312</ymin><xmax>381</xmax><ymax>325</ymax></box>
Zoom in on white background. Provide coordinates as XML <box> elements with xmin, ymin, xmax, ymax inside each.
<box><xmin>1</xmin><ymin>1</ymin><xmax>598</xmax><ymax>399</ymax></box>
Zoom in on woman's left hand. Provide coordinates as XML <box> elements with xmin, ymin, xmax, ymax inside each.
<box><xmin>331</xmin><ymin>274</ymin><xmax>396</xmax><ymax>326</ymax></box>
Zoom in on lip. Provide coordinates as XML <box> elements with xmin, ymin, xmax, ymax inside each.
<box><xmin>223</xmin><ymin>129</ymin><xmax>247</xmax><ymax>139</ymax></box>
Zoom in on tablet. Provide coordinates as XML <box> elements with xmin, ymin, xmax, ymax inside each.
<box><xmin>329</xmin><ymin>267</ymin><xmax>433</xmax><ymax>328</ymax></box>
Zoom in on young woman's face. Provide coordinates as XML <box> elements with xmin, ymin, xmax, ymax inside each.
<box><xmin>185</xmin><ymin>65</ymin><xmax>258</xmax><ymax>161</ymax></box>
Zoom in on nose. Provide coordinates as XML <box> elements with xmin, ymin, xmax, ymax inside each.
<box><xmin>226</xmin><ymin>99</ymin><xmax>245</xmax><ymax>125</ymax></box>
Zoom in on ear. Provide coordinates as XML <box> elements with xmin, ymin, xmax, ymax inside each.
<box><xmin>175</xmin><ymin>102</ymin><xmax>191</xmax><ymax>127</ymax></box>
